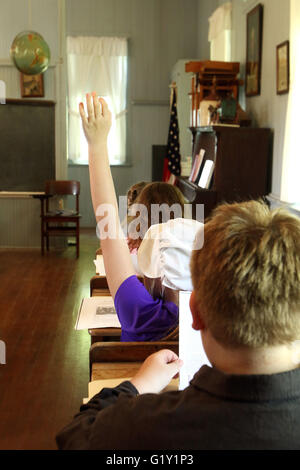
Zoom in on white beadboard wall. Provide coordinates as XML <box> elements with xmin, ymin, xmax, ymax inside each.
<box><xmin>1</xmin><ymin>0</ymin><xmax>209</xmax><ymax>243</ymax></box>
<box><xmin>0</xmin><ymin>196</ymin><xmax>41</xmax><ymax>247</ymax></box>
<box><xmin>0</xmin><ymin>0</ymin><xmax>67</xmax><ymax>247</ymax></box>
<box><xmin>66</xmin><ymin>0</ymin><xmax>201</xmax><ymax>227</ymax></box>
<box><xmin>214</xmin><ymin>0</ymin><xmax>290</xmax><ymax>200</ymax></box>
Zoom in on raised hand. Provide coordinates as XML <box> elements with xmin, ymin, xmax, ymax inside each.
<box><xmin>130</xmin><ymin>349</ymin><xmax>183</xmax><ymax>394</ymax></box>
<box><xmin>79</xmin><ymin>92</ymin><xmax>112</xmax><ymax>147</ymax></box>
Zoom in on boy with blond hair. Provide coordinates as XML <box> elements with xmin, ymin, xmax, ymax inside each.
<box><xmin>56</xmin><ymin>94</ymin><xmax>300</xmax><ymax>450</ymax></box>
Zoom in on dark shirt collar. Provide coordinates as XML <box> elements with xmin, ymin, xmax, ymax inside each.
<box><xmin>191</xmin><ymin>365</ymin><xmax>300</xmax><ymax>402</ymax></box>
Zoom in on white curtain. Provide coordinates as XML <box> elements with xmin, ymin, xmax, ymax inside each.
<box><xmin>67</xmin><ymin>36</ymin><xmax>128</xmax><ymax>164</ymax></box>
<box><xmin>208</xmin><ymin>2</ymin><xmax>232</xmax><ymax>61</ymax></box>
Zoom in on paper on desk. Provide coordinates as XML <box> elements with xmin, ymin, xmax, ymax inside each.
<box><xmin>75</xmin><ymin>296</ymin><xmax>121</xmax><ymax>330</ymax></box>
<box><xmin>94</xmin><ymin>255</ymin><xmax>106</xmax><ymax>276</ymax></box>
<box><xmin>179</xmin><ymin>291</ymin><xmax>211</xmax><ymax>391</ymax></box>
<box><xmin>82</xmin><ymin>378</ymin><xmax>179</xmax><ymax>403</ymax></box>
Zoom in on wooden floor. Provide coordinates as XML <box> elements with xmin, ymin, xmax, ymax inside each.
<box><xmin>0</xmin><ymin>229</ymin><xmax>99</xmax><ymax>450</ymax></box>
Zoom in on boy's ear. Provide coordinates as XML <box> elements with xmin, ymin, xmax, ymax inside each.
<box><xmin>189</xmin><ymin>291</ymin><xmax>206</xmax><ymax>331</ymax></box>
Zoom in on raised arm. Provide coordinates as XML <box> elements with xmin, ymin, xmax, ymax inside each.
<box><xmin>79</xmin><ymin>92</ymin><xmax>135</xmax><ymax>297</ymax></box>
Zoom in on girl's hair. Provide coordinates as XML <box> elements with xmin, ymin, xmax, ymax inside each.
<box><xmin>127</xmin><ymin>181</ymin><xmax>148</xmax><ymax>207</ymax></box>
<box><xmin>127</xmin><ymin>182</ymin><xmax>186</xmax><ymax>248</ymax></box>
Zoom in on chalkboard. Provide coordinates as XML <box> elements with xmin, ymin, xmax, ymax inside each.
<box><xmin>0</xmin><ymin>99</ymin><xmax>55</xmax><ymax>191</ymax></box>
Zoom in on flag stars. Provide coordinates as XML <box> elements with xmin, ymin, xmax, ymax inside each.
<box><xmin>164</xmin><ymin>90</ymin><xmax>181</xmax><ymax>179</ymax></box>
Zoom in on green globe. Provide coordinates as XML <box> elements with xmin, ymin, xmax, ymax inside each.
<box><xmin>10</xmin><ymin>31</ymin><xmax>50</xmax><ymax>75</ymax></box>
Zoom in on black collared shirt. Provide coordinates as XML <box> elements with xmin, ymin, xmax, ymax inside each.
<box><xmin>56</xmin><ymin>365</ymin><xmax>300</xmax><ymax>450</ymax></box>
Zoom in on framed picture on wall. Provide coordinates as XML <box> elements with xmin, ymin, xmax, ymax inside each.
<box><xmin>276</xmin><ymin>40</ymin><xmax>289</xmax><ymax>95</ymax></box>
<box><xmin>245</xmin><ymin>4</ymin><xmax>263</xmax><ymax>97</ymax></box>
<box><xmin>20</xmin><ymin>73</ymin><xmax>44</xmax><ymax>98</ymax></box>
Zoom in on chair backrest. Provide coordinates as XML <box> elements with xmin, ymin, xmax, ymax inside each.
<box><xmin>160</xmin><ymin>325</ymin><xmax>179</xmax><ymax>341</ymax></box>
<box><xmin>45</xmin><ymin>180</ymin><xmax>80</xmax><ymax>196</ymax></box>
<box><xmin>90</xmin><ymin>341</ymin><xmax>179</xmax><ymax>364</ymax></box>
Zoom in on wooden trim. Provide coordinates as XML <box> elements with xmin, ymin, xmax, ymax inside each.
<box><xmin>276</xmin><ymin>40</ymin><xmax>289</xmax><ymax>95</ymax></box>
<box><xmin>90</xmin><ymin>341</ymin><xmax>179</xmax><ymax>364</ymax></box>
<box><xmin>5</xmin><ymin>98</ymin><xmax>56</xmax><ymax>107</ymax></box>
<box><xmin>245</xmin><ymin>3</ymin><xmax>264</xmax><ymax>97</ymax></box>
<box><xmin>20</xmin><ymin>73</ymin><xmax>44</xmax><ymax>98</ymax></box>
<box><xmin>0</xmin><ymin>191</ymin><xmax>45</xmax><ymax>198</ymax></box>
<box><xmin>91</xmin><ymin>362</ymin><xmax>141</xmax><ymax>381</ymax></box>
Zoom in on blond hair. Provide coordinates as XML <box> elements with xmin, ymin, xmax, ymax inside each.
<box><xmin>190</xmin><ymin>200</ymin><xmax>300</xmax><ymax>348</ymax></box>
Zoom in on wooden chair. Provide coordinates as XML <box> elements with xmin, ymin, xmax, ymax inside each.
<box><xmin>89</xmin><ymin>340</ymin><xmax>179</xmax><ymax>381</ymax></box>
<box><xmin>40</xmin><ymin>180</ymin><xmax>81</xmax><ymax>257</ymax></box>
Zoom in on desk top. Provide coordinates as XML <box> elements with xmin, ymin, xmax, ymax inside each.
<box><xmin>82</xmin><ymin>378</ymin><xmax>179</xmax><ymax>404</ymax></box>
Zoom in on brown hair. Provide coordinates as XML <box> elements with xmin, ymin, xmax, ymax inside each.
<box><xmin>127</xmin><ymin>181</ymin><xmax>148</xmax><ymax>207</ymax></box>
<box><xmin>190</xmin><ymin>199</ymin><xmax>300</xmax><ymax>348</ymax></box>
<box><xmin>127</xmin><ymin>182</ymin><xmax>186</xmax><ymax>247</ymax></box>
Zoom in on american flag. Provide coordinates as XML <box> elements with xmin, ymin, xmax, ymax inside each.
<box><xmin>163</xmin><ymin>86</ymin><xmax>181</xmax><ymax>182</ymax></box>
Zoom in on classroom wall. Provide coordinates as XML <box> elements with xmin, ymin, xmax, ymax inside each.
<box><xmin>0</xmin><ymin>0</ymin><xmax>291</xmax><ymax>244</ymax></box>
<box><xmin>66</xmin><ymin>0</ymin><xmax>200</xmax><ymax>227</ymax></box>
<box><xmin>0</xmin><ymin>0</ymin><xmax>67</xmax><ymax>247</ymax></box>
<box><xmin>212</xmin><ymin>0</ymin><xmax>290</xmax><ymax>200</ymax></box>
<box><xmin>196</xmin><ymin>0</ymin><xmax>219</xmax><ymax>59</ymax></box>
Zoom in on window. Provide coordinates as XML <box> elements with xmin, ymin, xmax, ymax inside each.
<box><xmin>67</xmin><ymin>36</ymin><xmax>128</xmax><ymax>165</ymax></box>
<box><xmin>208</xmin><ymin>2</ymin><xmax>232</xmax><ymax>61</ymax></box>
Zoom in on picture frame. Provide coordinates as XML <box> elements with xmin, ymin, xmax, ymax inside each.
<box><xmin>245</xmin><ymin>4</ymin><xmax>263</xmax><ymax>97</ymax></box>
<box><xmin>276</xmin><ymin>40</ymin><xmax>289</xmax><ymax>95</ymax></box>
<box><xmin>20</xmin><ymin>73</ymin><xmax>44</xmax><ymax>98</ymax></box>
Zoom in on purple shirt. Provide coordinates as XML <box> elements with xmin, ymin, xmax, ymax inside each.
<box><xmin>114</xmin><ymin>275</ymin><xmax>178</xmax><ymax>341</ymax></box>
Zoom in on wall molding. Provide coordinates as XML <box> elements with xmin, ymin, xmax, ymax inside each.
<box><xmin>131</xmin><ymin>99</ymin><xmax>169</xmax><ymax>106</ymax></box>
<box><xmin>0</xmin><ymin>59</ymin><xmax>62</xmax><ymax>67</ymax></box>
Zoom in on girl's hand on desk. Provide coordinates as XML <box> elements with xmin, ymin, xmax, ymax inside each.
<box><xmin>130</xmin><ymin>349</ymin><xmax>183</xmax><ymax>395</ymax></box>
<box><xmin>79</xmin><ymin>92</ymin><xmax>112</xmax><ymax>148</ymax></box>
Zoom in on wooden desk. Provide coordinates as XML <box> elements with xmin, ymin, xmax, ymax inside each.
<box><xmin>83</xmin><ymin>377</ymin><xmax>179</xmax><ymax>404</ymax></box>
<box><xmin>89</xmin><ymin>327</ymin><xmax>121</xmax><ymax>344</ymax></box>
<box><xmin>89</xmin><ymin>275</ymin><xmax>121</xmax><ymax>342</ymax></box>
<box><xmin>89</xmin><ymin>341</ymin><xmax>179</xmax><ymax>381</ymax></box>
<box><xmin>89</xmin><ymin>274</ymin><xmax>144</xmax><ymax>342</ymax></box>
<box><xmin>90</xmin><ymin>275</ymin><xmax>110</xmax><ymax>296</ymax></box>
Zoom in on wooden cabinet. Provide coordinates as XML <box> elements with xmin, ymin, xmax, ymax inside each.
<box><xmin>185</xmin><ymin>61</ymin><xmax>243</xmax><ymax>128</ymax></box>
<box><xmin>177</xmin><ymin>125</ymin><xmax>272</xmax><ymax>220</ymax></box>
